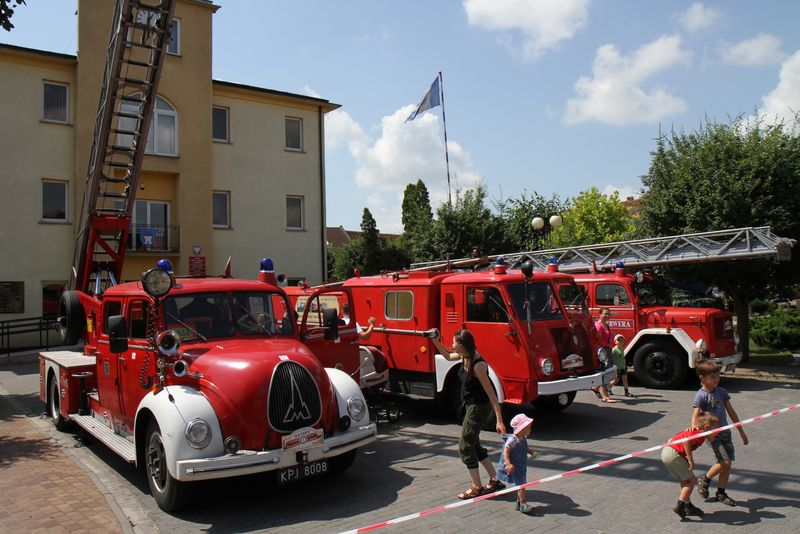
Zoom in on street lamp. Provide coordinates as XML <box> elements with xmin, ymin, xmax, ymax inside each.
<box><xmin>531</xmin><ymin>214</ymin><xmax>563</xmax><ymax>249</ymax></box>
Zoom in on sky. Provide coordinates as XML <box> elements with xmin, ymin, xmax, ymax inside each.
<box><xmin>3</xmin><ymin>1</ymin><xmax>800</xmax><ymax>234</ymax></box>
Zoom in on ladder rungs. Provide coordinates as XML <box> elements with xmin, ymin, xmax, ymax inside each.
<box><xmin>108</xmin><ymin>145</ymin><xmax>137</xmax><ymax>153</ymax></box>
<box><xmin>119</xmin><ymin>77</ymin><xmax>152</xmax><ymax>87</ymax></box>
<box><xmin>95</xmin><ymin>208</ymin><xmax>127</xmax><ymax>215</ymax></box>
<box><xmin>125</xmin><ymin>21</ymin><xmax>167</xmax><ymax>34</ymax></box>
<box><xmin>100</xmin><ymin>176</ymin><xmax>129</xmax><ymax>184</ymax></box>
<box><xmin>99</xmin><ymin>192</ymin><xmax>129</xmax><ymax>199</ymax></box>
<box><xmin>126</xmin><ymin>41</ymin><xmax>161</xmax><ymax>51</ymax></box>
<box><xmin>104</xmin><ymin>161</ymin><xmax>134</xmax><ymax>169</ymax></box>
<box><xmin>123</xmin><ymin>59</ymin><xmax>155</xmax><ymax>69</ymax></box>
<box><xmin>119</xmin><ymin>94</ymin><xmax>146</xmax><ymax>104</ymax></box>
<box><xmin>113</xmin><ymin>111</ymin><xmax>144</xmax><ymax>120</ymax></box>
<box><xmin>111</xmin><ymin>128</ymin><xmax>138</xmax><ymax>136</ymax></box>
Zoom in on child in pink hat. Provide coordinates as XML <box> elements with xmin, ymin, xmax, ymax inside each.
<box><xmin>496</xmin><ymin>413</ymin><xmax>537</xmax><ymax>514</ymax></box>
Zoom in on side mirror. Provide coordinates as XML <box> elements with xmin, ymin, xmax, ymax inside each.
<box><xmin>108</xmin><ymin>315</ymin><xmax>129</xmax><ymax>354</ymax></box>
<box><xmin>322</xmin><ymin>307</ymin><xmax>339</xmax><ymax>340</ymax></box>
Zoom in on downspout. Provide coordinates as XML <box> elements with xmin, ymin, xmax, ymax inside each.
<box><xmin>318</xmin><ymin>106</ymin><xmax>327</xmax><ymax>283</ymax></box>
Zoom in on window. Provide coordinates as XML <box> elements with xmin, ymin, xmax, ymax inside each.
<box><xmin>286</xmin><ymin>195</ymin><xmax>304</xmax><ymax>230</ymax></box>
<box><xmin>118</xmin><ymin>94</ymin><xmax>178</xmax><ymax>156</ymax></box>
<box><xmin>128</xmin><ymin>300</ymin><xmax>149</xmax><ymax>339</ymax></box>
<box><xmin>212</xmin><ymin>106</ymin><xmax>229</xmax><ymax>141</ymax></box>
<box><xmin>43</xmin><ymin>81</ymin><xmax>68</xmax><ymax>122</ymax></box>
<box><xmin>466</xmin><ymin>287</ymin><xmax>509</xmax><ymax>323</ymax></box>
<box><xmin>167</xmin><ymin>18</ymin><xmax>180</xmax><ymax>55</ymax></box>
<box><xmin>385</xmin><ymin>291</ymin><xmax>413</xmax><ymax>320</ymax></box>
<box><xmin>285</xmin><ymin>117</ymin><xmax>302</xmax><ymax>151</ymax></box>
<box><xmin>507</xmin><ymin>283</ymin><xmax>563</xmax><ymax>322</ymax></box>
<box><xmin>213</xmin><ymin>191</ymin><xmax>230</xmax><ymax>228</ymax></box>
<box><xmin>42</xmin><ymin>282</ymin><xmax>66</xmax><ymax>318</ymax></box>
<box><xmin>557</xmin><ymin>283</ymin><xmax>588</xmax><ymax>316</ymax></box>
<box><xmin>130</xmin><ymin>200</ymin><xmax>171</xmax><ymax>250</ymax></box>
<box><xmin>42</xmin><ymin>180</ymin><xmax>67</xmax><ymax>221</ymax></box>
<box><xmin>102</xmin><ymin>301</ymin><xmax>123</xmax><ymax>334</ymax></box>
<box><xmin>596</xmin><ymin>284</ymin><xmax>631</xmax><ymax>306</ymax></box>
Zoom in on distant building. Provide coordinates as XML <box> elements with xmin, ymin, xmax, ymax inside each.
<box><xmin>623</xmin><ymin>196</ymin><xmax>641</xmax><ymax>218</ymax></box>
<box><xmin>0</xmin><ymin>0</ymin><xmax>339</xmax><ymax>321</ymax></box>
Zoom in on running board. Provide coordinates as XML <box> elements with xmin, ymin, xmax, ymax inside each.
<box><xmin>70</xmin><ymin>414</ymin><xmax>136</xmax><ymax>463</ymax></box>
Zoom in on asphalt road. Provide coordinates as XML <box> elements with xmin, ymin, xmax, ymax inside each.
<box><xmin>1</xmin><ymin>359</ymin><xmax>799</xmax><ymax>533</ymax></box>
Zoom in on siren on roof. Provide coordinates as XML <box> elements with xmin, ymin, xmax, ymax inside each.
<box><xmin>494</xmin><ymin>256</ymin><xmax>508</xmax><ymax>274</ymax></box>
<box><xmin>615</xmin><ymin>261</ymin><xmax>626</xmax><ymax>276</ymax></box>
<box><xmin>547</xmin><ymin>256</ymin><xmax>559</xmax><ymax>272</ymax></box>
<box><xmin>258</xmin><ymin>257</ymin><xmax>277</xmax><ymax>285</ymax></box>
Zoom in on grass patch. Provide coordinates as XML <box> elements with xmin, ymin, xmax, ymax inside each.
<box><xmin>747</xmin><ymin>343</ymin><xmax>795</xmax><ymax>366</ymax></box>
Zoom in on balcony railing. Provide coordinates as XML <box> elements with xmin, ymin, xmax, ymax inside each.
<box><xmin>128</xmin><ymin>224</ymin><xmax>180</xmax><ymax>253</ymax></box>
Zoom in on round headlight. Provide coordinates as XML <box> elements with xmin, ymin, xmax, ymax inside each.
<box><xmin>346</xmin><ymin>396</ymin><xmax>366</xmax><ymax>421</ymax></box>
<box><xmin>695</xmin><ymin>338</ymin><xmax>707</xmax><ymax>352</ymax></box>
<box><xmin>540</xmin><ymin>358</ymin><xmax>553</xmax><ymax>376</ymax></box>
<box><xmin>141</xmin><ymin>267</ymin><xmax>172</xmax><ymax>297</ymax></box>
<box><xmin>597</xmin><ymin>348</ymin><xmax>608</xmax><ymax>363</ymax></box>
<box><xmin>185</xmin><ymin>418</ymin><xmax>212</xmax><ymax>449</ymax></box>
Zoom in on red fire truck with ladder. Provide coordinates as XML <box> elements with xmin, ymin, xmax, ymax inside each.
<box><xmin>412</xmin><ymin>226</ymin><xmax>795</xmax><ymax>388</ymax></box>
<box><xmin>39</xmin><ymin>0</ymin><xmax>375</xmax><ymax>512</ymax></box>
<box><xmin>287</xmin><ymin>257</ymin><xmax>619</xmax><ymax>416</ymax></box>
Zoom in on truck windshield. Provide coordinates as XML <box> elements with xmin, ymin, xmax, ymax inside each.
<box><xmin>233</xmin><ymin>291</ymin><xmax>294</xmax><ymax>336</ymax></box>
<box><xmin>557</xmin><ymin>283</ymin><xmax>588</xmax><ymax>316</ymax></box>
<box><xmin>636</xmin><ymin>279</ymin><xmax>672</xmax><ymax>306</ymax></box>
<box><xmin>507</xmin><ymin>282</ymin><xmax>564</xmax><ymax>322</ymax></box>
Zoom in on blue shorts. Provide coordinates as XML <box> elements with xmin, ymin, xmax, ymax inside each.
<box><xmin>709</xmin><ymin>429</ymin><xmax>735</xmax><ymax>462</ymax></box>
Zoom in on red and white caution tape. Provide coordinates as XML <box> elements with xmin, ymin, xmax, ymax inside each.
<box><xmin>341</xmin><ymin>402</ymin><xmax>800</xmax><ymax>534</ymax></box>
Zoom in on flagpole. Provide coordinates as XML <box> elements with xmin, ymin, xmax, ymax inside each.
<box><xmin>438</xmin><ymin>71</ymin><xmax>452</xmax><ymax>204</ymax></box>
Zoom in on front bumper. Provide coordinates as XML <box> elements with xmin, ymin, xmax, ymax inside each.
<box><xmin>175</xmin><ymin>423</ymin><xmax>377</xmax><ymax>481</ymax></box>
<box><xmin>705</xmin><ymin>351</ymin><xmax>743</xmax><ymax>373</ymax></box>
<box><xmin>538</xmin><ymin>366</ymin><xmax>617</xmax><ymax>396</ymax></box>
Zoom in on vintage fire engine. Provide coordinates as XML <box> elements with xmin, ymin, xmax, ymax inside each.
<box><xmin>413</xmin><ymin>226</ymin><xmax>794</xmax><ymax>388</ymax></box>
<box><xmin>39</xmin><ymin>0</ymin><xmax>374</xmax><ymax>512</ymax></box>
<box><xmin>288</xmin><ymin>258</ymin><xmax>617</xmax><ymax>414</ymax></box>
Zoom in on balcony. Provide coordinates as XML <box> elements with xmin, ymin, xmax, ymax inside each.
<box><xmin>127</xmin><ymin>224</ymin><xmax>180</xmax><ymax>253</ymax></box>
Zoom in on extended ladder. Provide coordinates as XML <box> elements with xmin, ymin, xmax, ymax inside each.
<box><xmin>70</xmin><ymin>0</ymin><xmax>176</xmax><ymax>293</ymax></box>
<box><xmin>410</xmin><ymin>226</ymin><xmax>795</xmax><ymax>274</ymax></box>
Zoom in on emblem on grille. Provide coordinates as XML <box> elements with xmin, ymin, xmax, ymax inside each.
<box><xmin>284</xmin><ymin>367</ymin><xmax>312</xmax><ymax>423</ymax></box>
<box><xmin>268</xmin><ymin>361</ymin><xmax>322</xmax><ymax>433</ymax></box>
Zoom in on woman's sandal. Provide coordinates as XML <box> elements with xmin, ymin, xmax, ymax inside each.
<box><xmin>624</xmin><ymin>392</ymin><xmax>636</xmax><ymax>398</ymax></box>
<box><xmin>483</xmin><ymin>478</ymin><xmax>505</xmax><ymax>493</ymax></box>
<box><xmin>457</xmin><ymin>486</ymin><xmax>485</xmax><ymax>500</ymax></box>
<box><xmin>602</xmin><ymin>398</ymin><xmax>619</xmax><ymax>403</ymax></box>
<box><xmin>592</xmin><ymin>388</ymin><xmax>603</xmax><ymax>400</ymax></box>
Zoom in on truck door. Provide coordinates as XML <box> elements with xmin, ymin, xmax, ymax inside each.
<box><xmin>118</xmin><ymin>298</ymin><xmax>156</xmax><ymax>425</ymax></box>
<box><xmin>96</xmin><ymin>299</ymin><xmax>124</xmax><ymax>416</ymax></box>
<box><xmin>300</xmin><ymin>288</ymin><xmax>360</xmax><ymax>376</ymax></box>
<box><xmin>595</xmin><ymin>282</ymin><xmax>636</xmax><ymax>342</ymax></box>
<box><xmin>463</xmin><ymin>286</ymin><xmax>522</xmax><ymax>380</ymax></box>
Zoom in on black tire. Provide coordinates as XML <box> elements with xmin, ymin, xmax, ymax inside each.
<box><xmin>58</xmin><ymin>291</ymin><xmax>85</xmax><ymax>346</ymax></box>
<box><xmin>329</xmin><ymin>448</ymin><xmax>357</xmax><ymax>473</ymax></box>
<box><xmin>48</xmin><ymin>374</ymin><xmax>68</xmax><ymax>431</ymax></box>
<box><xmin>533</xmin><ymin>391</ymin><xmax>577</xmax><ymax>412</ymax></box>
<box><xmin>633</xmin><ymin>341</ymin><xmax>688</xmax><ymax>389</ymax></box>
<box><xmin>145</xmin><ymin>420</ymin><xmax>189</xmax><ymax>512</ymax></box>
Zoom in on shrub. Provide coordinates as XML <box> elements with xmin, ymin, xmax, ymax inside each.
<box><xmin>750</xmin><ymin>309</ymin><xmax>800</xmax><ymax>350</ymax></box>
<box><xmin>749</xmin><ymin>298</ymin><xmax>775</xmax><ymax>315</ymax></box>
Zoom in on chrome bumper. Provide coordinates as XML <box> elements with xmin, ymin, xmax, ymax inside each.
<box><xmin>175</xmin><ymin>423</ymin><xmax>377</xmax><ymax>481</ymax></box>
<box><xmin>707</xmin><ymin>352</ymin><xmax>743</xmax><ymax>373</ymax></box>
<box><xmin>538</xmin><ymin>366</ymin><xmax>618</xmax><ymax>396</ymax></box>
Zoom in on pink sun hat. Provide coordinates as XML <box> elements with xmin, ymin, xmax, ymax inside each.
<box><xmin>510</xmin><ymin>413</ymin><xmax>534</xmax><ymax>434</ymax></box>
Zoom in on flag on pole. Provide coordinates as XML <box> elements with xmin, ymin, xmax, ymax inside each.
<box><xmin>406</xmin><ymin>75</ymin><xmax>441</xmax><ymax>122</ymax></box>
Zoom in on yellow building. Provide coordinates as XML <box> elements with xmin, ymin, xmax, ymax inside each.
<box><xmin>0</xmin><ymin>0</ymin><xmax>339</xmax><ymax>322</ymax></box>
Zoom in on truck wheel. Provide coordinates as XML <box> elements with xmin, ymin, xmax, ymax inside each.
<box><xmin>48</xmin><ymin>375</ymin><xmax>68</xmax><ymax>431</ymax></box>
<box><xmin>145</xmin><ymin>420</ymin><xmax>188</xmax><ymax>512</ymax></box>
<box><xmin>633</xmin><ymin>342</ymin><xmax>687</xmax><ymax>389</ymax></box>
<box><xmin>58</xmin><ymin>291</ymin><xmax>84</xmax><ymax>346</ymax></box>
<box><xmin>329</xmin><ymin>449</ymin><xmax>357</xmax><ymax>473</ymax></box>
<box><xmin>533</xmin><ymin>391</ymin><xmax>577</xmax><ymax>412</ymax></box>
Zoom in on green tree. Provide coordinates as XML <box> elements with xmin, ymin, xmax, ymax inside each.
<box><xmin>1</xmin><ymin>0</ymin><xmax>25</xmax><ymax>32</ymax></box>
<box><xmin>400</xmin><ymin>180</ymin><xmax>436</xmax><ymax>262</ymax></box>
<box><xmin>547</xmin><ymin>187</ymin><xmax>635</xmax><ymax>248</ymax></box>
<box><xmin>496</xmin><ymin>191</ymin><xmax>566</xmax><ymax>251</ymax></box>
<box><xmin>639</xmin><ymin>115</ymin><xmax>800</xmax><ymax>361</ymax></box>
<box><xmin>432</xmin><ymin>183</ymin><xmax>507</xmax><ymax>259</ymax></box>
<box><xmin>359</xmin><ymin>208</ymin><xmax>381</xmax><ymax>275</ymax></box>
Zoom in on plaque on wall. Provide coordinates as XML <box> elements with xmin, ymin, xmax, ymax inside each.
<box><xmin>0</xmin><ymin>281</ymin><xmax>24</xmax><ymax>314</ymax></box>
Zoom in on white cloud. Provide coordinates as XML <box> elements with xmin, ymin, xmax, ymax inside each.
<box><xmin>720</xmin><ymin>33</ymin><xmax>785</xmax><ymax>66</ymax></box>
<box><xmin>755</xmin><ymin>49</ymin><xmax>800</xmax><ymax>126</ymax></box>
<box><xmin>678</xmin><ymin>3</ymin><xmax>721</xmax><ymax>33</ymax></box>
<box><xmin>325</xmin><ymin>109</ymin><xmax>368</xmax><ymax>151</ymax></box>
<box><xmin>563</xmin><ymin>35</ymin><xmax>692</xmax><ymax>125</ymax></box>
<box><xmin>463</xmin><ymin>0</ymin><xmax>589</xmax><ymax>60</ymax></box>
<box><xmin>603</xmin><ymin>184</ymin><xmax>640</xmax><ymax>200</ymax></box>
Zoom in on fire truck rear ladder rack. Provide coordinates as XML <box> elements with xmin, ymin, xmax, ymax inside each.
<box><xmin>70</xmin><ymin>0</ymin><xmax>176</xmax><ymax>293</ymax></box>
<box><xmin>410</xmin><ymin>226</ymin><xmax>795</xmax><ymax>274</ymax></box>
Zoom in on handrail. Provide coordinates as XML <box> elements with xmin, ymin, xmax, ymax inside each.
<box><xmin>0</xmin><ymin>316</ymin><xmax>59</xmax><ymax>357</ymax></box>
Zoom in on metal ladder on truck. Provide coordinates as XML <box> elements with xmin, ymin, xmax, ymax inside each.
<box><xmin>70</xmin><ymin>0</ymin><xmax>176</xmax><ymax>294</ymax></box>
<box><xmin>410</xmin><ymin>226</ymin><xmax>795</xmax><ymax>273</ymax></box>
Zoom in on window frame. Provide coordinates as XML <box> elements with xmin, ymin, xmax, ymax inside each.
<box><xmin>284</xmin><ymin>116</ymin><xmax>303</xmax><ymax>151</ymax></box>
<box><xmin>595</xmin><ymin>283</ymin><xmax>631</xmax><ymax>307</ymax></box>
<box><xmin>212</xmin><ymin>105</ymin><xmax>230</xmax><ymax>142</ymax></box>
<box><xmin>213</xmin><ymin>190</ymin><xmax>231</xmax><ymax>229</ymax></box>
<box><xmin>286</xmin><ymin>195</ymin><xmax>305</xmax><ymax>230</ymax></box>
<box><xmin>42</xmin><ymin>80</ymin><xmax>69</xmax><ymax>123</ymax></box>
<box><xmin>167</xmin><ymin>18</ymin><xmax>181</xmax><ymax>55</ymax></box>
<box><xmin>384</xmin><ymin>290</ymin><xmax>414</xmax><ymax>321</ymax></box>
<box><xmin>41</xmin><ymin>179</ymin><xmax>68</xmax><ymax>222</ymax></box>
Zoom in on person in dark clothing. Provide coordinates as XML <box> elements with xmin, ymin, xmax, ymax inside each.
<box><xmin>433</xmin><ymin>329</ymin><xmax>507</xmax><ymax>500</ymax></box>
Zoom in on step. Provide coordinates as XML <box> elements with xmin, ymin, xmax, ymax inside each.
<box><xmin>70</xmin><ymin>414</ymin><xmax>136</xmax><ymax>463</ymax></box>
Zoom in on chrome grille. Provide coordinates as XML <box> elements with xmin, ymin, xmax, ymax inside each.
<box><xmin>268</xmin><ymin>361</ymin><xmax>322</xmax><ymax>433</ymax></box>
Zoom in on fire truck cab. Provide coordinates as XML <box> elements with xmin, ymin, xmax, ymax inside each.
<box><xmin>573</xmin><ymin>262</ymin><xmax>741</xmax><ymax>388</ymax></box>
<box><xmin>40</xmin><ymin>260</ymin><xmax>376</xmax><ymax>512</ymax></box>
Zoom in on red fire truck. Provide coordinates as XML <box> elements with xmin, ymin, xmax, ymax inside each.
<box><xmin>412</xmin><ymin>227</ymin><xmax>794</xmax><ymax>389</ymax></box>
<box><xmin>39</xmin><ymin>0</ymin><xmax>374</xmax><ymax>512</ymax></box>
<box><xmin>288</xmin><ymin>259</ymin><xmax>617</xmax><ymax>414</ymax></box>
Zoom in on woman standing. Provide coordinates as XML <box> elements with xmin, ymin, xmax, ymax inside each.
<box><xmin>433</xmin><ymin>329</ymin><xmax>507</xmax><ymax>499</ymax></box>
<box><xmin>592</xmin><ymin>307</ymin><xmax>618</xmax><ymax>403</ymax></box>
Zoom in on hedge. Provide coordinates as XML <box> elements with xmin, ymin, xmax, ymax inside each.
<box><xmin>750</xmin><ymin>309</ymin><xmax>800</xmax><ymax>350</ymax></box>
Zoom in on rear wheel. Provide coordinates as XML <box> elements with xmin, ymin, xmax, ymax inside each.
<box><xmin>58</xmin><ymin>291</ymin><xmax>84</xmax><ymax>346</ymax></box>
<box><xmin>48</xmin><ymin>375</ymin><xmax>68</xmax><ymax>431</ymax></box>
<box><xmin>633</xmin><ymin>341</ymin><xmax>687</xmax><ymax>388</ymax></box>
<box><xmin>533</xmin><ymin>391</ymin><xmax>577</xmax><ymax>412</ymax></box>
<box><xmin>146</xmin><ymin>420</ymin><xmax>189</xmax><ymax>512</ymax></box>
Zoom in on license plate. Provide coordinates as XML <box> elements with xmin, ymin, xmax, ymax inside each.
<box><xmin>278</xmin><ymin>460</ymin><xmax>328</xmax><ymax>484</ymax></box>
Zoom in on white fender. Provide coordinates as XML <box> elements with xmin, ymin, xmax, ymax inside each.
<box><xmin>324</xmin><ymin>367</ymin><xmax>371</xmax><ymax>425</ymax></box>
<box><xmin>626</xmin><ymin>327</ymin><xmax>700</xmax><ymax>368</ymax></box>
<box><xmin>136</xmin><ymin>385</ymin><xmax>224</xmax><ymax>478</ymax></box>
<box><xmin>434</xmin><ymin>354</ymin><xmax>505</xmax><ymax>403</ymax></box>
